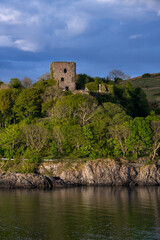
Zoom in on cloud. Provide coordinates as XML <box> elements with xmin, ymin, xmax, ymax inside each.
<box><xmin>0</xmin><ymin>7</ymin><xmax>20</xmax><ymax>24</ymax></box>
<box><xmin>0</xmin><ymin>0</ymin><xmax>159</xmax><ymax>64</ymax></box>
<box><xmin>0</xmin><ymin>4</ymin><xmax>41</xmax><ymax>26</ymax></box>
<box><xmin>96</xmin><ymin>0</ymin><xmax>116</xmax><ymax>3</ymax></box>
<box><xmin>90</xmin><ymin>0</ymin><xmax>160</xmax><ymax>16</ymax></box>
<box><xmin>129</xmin><ymin>34</ymin><xmax>143</xmax><ymax>39</ymax></box>
<box><xmin>66</xmin><ymin>16</ymin><xmax>88</xmax><ymax>36</ymax></box>
<box><xmin>0</xmin><ymin>35</ymin><xmax>39</xmax><ymax>52</ymax></box>
<box><xmin>0</xmin><ymin>35</ymin><xmax>13</xmax><ymax>47</ymax></box>
<box><xmin>14</xmin><ymin>40</ymin><xmax>39</xmax><ymax>52</ymax></box>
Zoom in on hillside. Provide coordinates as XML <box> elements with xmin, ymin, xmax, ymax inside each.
<box><xmin>128</xmin><ymin>73</ymin><xmax>160</xmax><ymax>113</ymax></box>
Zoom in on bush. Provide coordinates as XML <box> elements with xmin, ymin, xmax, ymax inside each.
<box><xmin>19</xmin><ymin>161</ymin><xmax>39</xmax><ymax>173</ymax></box>
<box><xmin>23</xmin><ymin>149</ymin><xmax>43</xmax><ymax>163</ymax></box>
<box><xmin>85</xmin><ymin>82</ymin><xmax>99</xmax><ymax>92</ymax></box>
<box><xmin>142</xmin><ymin>73</ymin><xmax>151</xmax><ymax>78</ymax></box>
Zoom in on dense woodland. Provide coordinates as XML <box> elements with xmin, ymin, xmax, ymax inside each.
<box><xmin>0</xmin><ymin>71</ymin><xmax>159</xmax><ymax>172</ymax></box>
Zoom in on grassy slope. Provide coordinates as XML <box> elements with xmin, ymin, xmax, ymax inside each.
<box><xmin>127</xmin><ymin>73</ymin><xmax>160</xmax><ymax>112</ymax></box>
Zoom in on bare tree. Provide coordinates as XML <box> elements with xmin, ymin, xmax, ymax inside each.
<box><xmin>150</xmin><ymin>121</ymin><xmax>160</xmax><ymax>161</ymax></box>
<box><xmin>108</xmin><ymin>69</ymin><xmax>130</xmax><ymax>81</ymax></box>
<box><xmin>22</xmin><ymin>77</ymin><xmax>32</xmax><ymax>88</ymax></box>
<box><xmin>76</xmin><ymin>100</ymin><xmax>98</xmax><ymax>126</ymax></box>
<box><xmin>109</xmin><ymin>124</ymin><xmax>130</xmax><ymax>157</ymax></box>
<box><xmin>24</xmin><ymin>125</ymin><xmax>50</xmax><ymax>152</ymax></box>
<box><xmin>37</xmin><ymin>73</ymin><xmax>50</xmax><ymax>81</ymax></box>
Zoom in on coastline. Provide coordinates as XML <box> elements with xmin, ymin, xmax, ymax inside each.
<box><xmin>0</xmin><ymin>159</ymin><xmax>160</xmax><ymax>189</ymax></box>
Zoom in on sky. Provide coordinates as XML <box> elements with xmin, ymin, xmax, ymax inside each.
<box><xmin>0</xmin><ymin>0</ymin><xmax>160</xmax><ymax>83</ymax></box>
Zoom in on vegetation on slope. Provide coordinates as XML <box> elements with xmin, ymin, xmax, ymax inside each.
<box><xmin>127</xmin><ymin>73</ymin><xmax>160</xmax><ymax>113</ymax></box>
<box><xmin>0</xmin><ymin>72</ymin><xmax>159</xmax><ymax>173</ymax></box>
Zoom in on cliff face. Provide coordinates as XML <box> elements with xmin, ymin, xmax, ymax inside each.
<box><xmin>0</xmin><ymin>160</ymin><xmax>160</xmax><ymax>189</ymax></box>
<box><xmin>0</xmin><ymin>173</ymin><xmax>67</xmax><ymax>189</ymax></box>
<box><xmin>38</xmin><ymin>159</ymin><xmax>160</xmax><ymax>186</ymax></box>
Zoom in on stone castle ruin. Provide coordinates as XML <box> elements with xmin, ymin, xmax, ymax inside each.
<box><xmin>50</xmin><ymin>62</ymin><xmax>76</xmax><ymax>91</ymax></box>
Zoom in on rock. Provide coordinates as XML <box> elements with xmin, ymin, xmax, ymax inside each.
<box><xmin>38</xmin><ymin>159</ymin><xmax>160</xmax><ymax>186</ymax></box>
<box><xmin>0</xmin><ymin>173</ymin><xmax>67</xmax><ymax>189</ymax></box>
<box><xmin>1</xmin><ymin>160</ymin><xmax>160</xmax><ymax>188</ymax></box>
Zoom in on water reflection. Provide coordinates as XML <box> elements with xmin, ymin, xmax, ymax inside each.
<box><xmin>0</xmin><ymin>187</ymin><xmax>160</xmax><ymax>239</ymax></box>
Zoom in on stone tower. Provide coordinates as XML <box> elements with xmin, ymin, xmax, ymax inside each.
<box><xmin>50</xmin><ymin>62</ymin><xmax>76</xmax><ymax>91</ymax></box>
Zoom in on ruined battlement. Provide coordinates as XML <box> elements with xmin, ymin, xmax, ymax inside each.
<box><xmin>50</xmin><ymin>62</ymin><xmax>76</xmax><ymax>91</ymax></box>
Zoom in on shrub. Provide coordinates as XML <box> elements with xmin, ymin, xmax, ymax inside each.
<box><xmin>142</xmin><ymin>73</ymin><xmax>151</xmax><ymax>78</ymax></box>
<box><xmin>85</xmin><ymin>82</ymin><xmax>99</xmax><ymax>92</ymax></box>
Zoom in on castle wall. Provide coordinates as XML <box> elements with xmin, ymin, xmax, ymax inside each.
<box><xmin>50</xmin><ymin>62</ymin><xmax>76</xmax><ymax>91</ymax></box>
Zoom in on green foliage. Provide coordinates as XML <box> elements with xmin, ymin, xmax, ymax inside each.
<box><xmin>131</xmin><ymin>88</ymin><xmax>150</xmax><ymax>117</ymax></box>
<box><xmin>0</xmin><ymin>155</ymin><xmax>40</xmax><ymax>173</ymax></box>
<box><xmin>76</xmin><ymin>74</ymin><xmax>94</xmax><ymax>89</ymax></box>
<box><xmin>33</xmin><ymin>79</ymin><xmax>50</xmax><ymax>93</ymax></box>
<box><xmin>23</xmin><ymin>150</ymin><xmax>42</xmax><ymax>163</ymax></box>
<box><xmin>142</xmin><ymin>73</ymin><xmax>151</xmax><ymax>78</ymax></box>
<box><xmin>52</xmin><ymin>93</ymin><xmax>98</xmax><ymax>126</ymax></box>
<box><xmin>0</xmin><ymin>89</ymin><xmax>14</xmax><ymax>126</ymax></box>
<box><xmin>23</xmin><ymin>124</ymin><xmax>50</xmax><ymax>153</ymax></box>
<box><xmin>0</xmin><ymin>71</ymin><xmax>157</xmax><ymax>166</ymax></box>
<box><xmin>0</xmin><ymin>124</ymin><xmax>23</xmax><ymax>158</ymax></box>
<box><xmin>10</xmin><ymin>78</ymin><xmax>22</xmax><ymax>89</ymax></box>
<box><xmin>19</xmin><ymin>161</ymin><xmax>39</xmax><ymax>173</ymax></box>
<box><xmin>33</xmin><ymin>77</ymin><xmax>57</xmax><ymax>93</ymax></box>
<box><xmin>113</xmin><ymin>84</ymin><xmax>150</xmax><ymax>117</ymax></box>
<box><xmin>73</xmin><ymin>145</ymin><xmax>93</xmax><ymax>158</ymax></box>
<box><xmin>50</xmin><ymin>141</ymin><xmax>58</xmax><ymax>157</ymax></box>
<box><xmin>128</xmin><ymin>117</ymin><xmax>152</xmax><ymax>158</ymax></box>
<box><xmin>85</xmin><ymin>82</ymin><xmax>99</xmax><ymax>92</ymax></box>
<box><xmin>109</xmin><ymin>123</ymin><xmax>131</xmax><ymax>157</ymax></box>
<box><xmin>13</xmin><ymin>88</ymin><xmax>42</xmax><ymax>120</ymax></box>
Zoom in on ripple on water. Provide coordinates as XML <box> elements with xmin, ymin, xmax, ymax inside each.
<box><xmin>0</xmin><ymin>187</ymin><xmax>160</xmax><ymax>240</ymax></box>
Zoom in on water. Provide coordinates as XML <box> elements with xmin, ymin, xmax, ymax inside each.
<box><xmin>0</xmin><ymin>187</ymin><xmax>160</xmax><ymax>240</ymax></box>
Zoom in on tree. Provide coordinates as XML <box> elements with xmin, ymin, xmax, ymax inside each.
<box><xmin>0</xmin><ymin>88</ymin><xmax>20</xmax><ymax>126</ymax></box>
<box><xmin>22</xmin><ymin>77</ymin><xmax>32</xmax><ymax>88</ymax></box>
<box><xmin>113</xmin><ymin>84</ymin><xmax>150</xmax><ymax>118</ymax></box>
<box><xmin>142</xmin><ymin>73</ymin><xmax>151</xmax><ymax>78</ymax></box>
<box><xmin>33</xmin><ymin>77</ymin><xmax>57</xmax><ymax>93</ymax></box>
<box><xmin>42</xmin><ymin>86</ymin><xmax>64</xmax><ymax>103</ymax></box>
<box><xmin>150</xmin><ymin>120</ymin><xmax>160</xmax><ymax>161</ymax></box>
<box><xmin>131</xmin><ymin>87</ymin><xmax>150</xmax><ymax>117</ymax></box>
<box><xmin>0</xmin><ymin>89</ymin><xmax>13</xmax><ymax>126</ymax></box>
<box><xmin>52</xmin><ymin>126</ymin><xmax>65</xmax><ymax>154</ymax></box>
<box><xmin>62</xmin><ymin>123</ymin><xmax>84</xmax><ymax>153</ymax></box>
<box><xmin>51</xmin><ymin>94</ymin><xmax>98</xmax><ymax>126</ymax></box>
<box><xmin>24</xmin><ymin>124</ymin><xmax>50</xmax><ymax>152</ymax></box>
<box><xmin>108</xmin><ymin>123</ymin><xmax>130</xmax><ymax>158</ymax></box>
<box><xmin>108</xmin><ymin>69</ymin><xmax>130</xmax><ymax>81</ymax></box>
<box><xmin>41</xmin><ymin>86</ymin><xmax>64</xmax><ymax>116</ymax></box>
<box><xmin>75</xmin><ymin>95</ymin><xmax>98</xmax><ymax>126</ymax></box>
<box><xmin>0</xmin><ymin>124</ymin><xmax>23</xmax><ymax>157</ymax></box>
<box><xmin>10</xmin><ymin>78</ymin><xmax>22</xmax><ymax>89</ymax></box>
<box><xmin>37</xmin><ymin>72</ymin><xmax>50</xmax><ymax>81</ymax></box>
<box><xmin>90</xmin><ymin>102</ymin><xmax>131</xmax><ymax>156</ymax></box>
<box><xmin>76</xmin><ymin>74</ymin><xmax>94</xmax><ymax>89</ymax></box>
<box><xmin>13</xmin><ymin>88</ymin><xmax>42</xmax><ymax>120</ymax></box>
<box><xmin>128</xmin><ymin>117</ymin><xmax>152</xmax><ymax>158</ymax></box>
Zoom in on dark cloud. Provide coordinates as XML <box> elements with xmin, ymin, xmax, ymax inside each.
<box><xmin>0</xmin><ymin>0</ymin><xmax>160</xmax><ymax>81</ymax></box>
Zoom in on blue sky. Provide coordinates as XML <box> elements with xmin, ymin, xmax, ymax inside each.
<box><xmin>0</xmin><ymin>0</ymin><xmax>160</xmax><ymax>82</ymax></box>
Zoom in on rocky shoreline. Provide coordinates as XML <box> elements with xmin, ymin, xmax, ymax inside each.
<box><xmin>0</xmin><ymin>173</ymin><xmax>69</xmax><ymax>189</ymax></box>
<box><xmin>0</xmin><ymin>159</ymin><xmax>160</xmax><ymax>189</ymax></box>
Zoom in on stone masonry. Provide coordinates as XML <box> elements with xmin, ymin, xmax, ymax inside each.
<box><xmin>50</xmin><ymin>62</ymin><xmax>76</xmax><ymax>91</ymax></box>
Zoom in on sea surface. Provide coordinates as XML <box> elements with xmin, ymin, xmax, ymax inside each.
<box><xmin>0</xmin><ymin>186</ymin><xmax>160</xmax><ymax>240</ymax></box>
